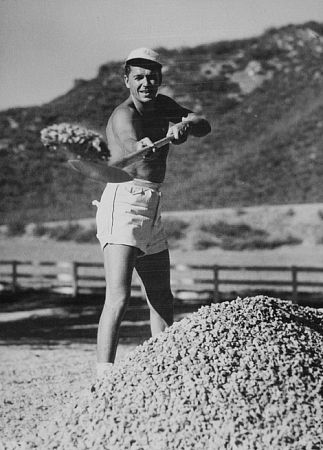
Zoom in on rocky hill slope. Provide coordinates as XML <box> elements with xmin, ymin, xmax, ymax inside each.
<box><xmin>1</xmin><ymin>22</ymin><xmax>323</xmax><ymax>223</ymax></box>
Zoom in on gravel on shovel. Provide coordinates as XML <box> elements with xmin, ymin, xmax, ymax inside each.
<box><xmin>28</xmin><ymin>296</ymin><xmax>323</xmax><ymax>449</ymax></box>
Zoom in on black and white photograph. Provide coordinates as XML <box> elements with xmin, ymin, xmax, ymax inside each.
<box><xmin>1</xmin><ymin>0</ymin><xmax>323</xmax><ymax>448</ymax></box>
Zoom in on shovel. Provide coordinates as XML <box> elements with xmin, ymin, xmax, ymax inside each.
<box><xmin>67</xmin><ymin>135</ymin><xmax>173</xmax><ymax>183</ymax></box>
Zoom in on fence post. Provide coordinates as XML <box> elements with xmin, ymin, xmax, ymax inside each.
<box><xmin>213</xmin><ymin>265</ymin><xmax>220</xmax><ymax>304</ymax></box>
<box><xmin>12</xmin><ymin>260</ymin><xmax>18</xmax><ymax>293</ymax></box>
<box><xmin>72</xmin><ymin>262</ymin><xmax>79</xmax><ymax>297</ymax></box>
<box><xmin>291</xmin><ymin>266</ymin><xmax>298</xmax><ymax>304</ymax></box>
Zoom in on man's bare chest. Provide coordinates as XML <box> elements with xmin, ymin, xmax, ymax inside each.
<box><xmin>141</xmin><ymin>114</ymin><xmax>169</xmax><ymax>142</ymax></box>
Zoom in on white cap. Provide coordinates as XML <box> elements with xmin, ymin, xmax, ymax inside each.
<box><xmin>125</xmin><ymin>47</ymin><xmax>162</xmax><ymax>66</ymax></box>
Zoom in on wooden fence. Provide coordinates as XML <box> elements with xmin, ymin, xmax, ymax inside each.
<box><xmin>1</xmin><ymin>260</ymin><xmax>323</xmax><ymax>304</ymax></box>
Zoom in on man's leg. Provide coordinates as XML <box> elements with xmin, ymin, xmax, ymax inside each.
<box><xmin>135</xmin><ymin>249</ymin><xmax>174</xmax><ymax>336</ymax></box>
<box><xmin>97</xmin><ymin>244</ymin><xmax>138</xmax><ymax>363</ymax></box>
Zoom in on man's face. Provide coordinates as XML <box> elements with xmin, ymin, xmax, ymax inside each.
<box><xmin>124</xmin><ymin>64</ymin><xmax>161</xmax><ymax>103</ymax></box>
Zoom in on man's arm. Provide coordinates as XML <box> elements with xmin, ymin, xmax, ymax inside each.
<box><xmin>167</xmin><ymin>111</ymin><xmax>211</xmax><ymax>145</ymax></box>
<box><xmin>107</xmin><ymin>106</ymin><xmax>154</xmax><ymax>165</ymax></box>
<box><xmin>182</xmin><ymin>112</ymin><xmax>211</xmax><ymax>138</ymax></box>
<box><xmin>110</xmin><ymin>107</ymin><xmax>143</xmax><ymax>155</ymax></box>
<box><xmin>158</xmin><ymin>95</ymin><xmax>211</xmax><ymax>144</ymax></box>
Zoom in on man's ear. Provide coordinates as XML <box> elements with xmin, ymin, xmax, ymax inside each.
<box><xmin>124</xmin><ymin>75</ymin><xmax>130</xmax><ymax>89</ymax></box>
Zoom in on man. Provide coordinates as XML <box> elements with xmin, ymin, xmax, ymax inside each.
<box><xmin>95</xmin><ymin>47</ymin><xmax>211</xmax><ymax>376</ymax></box>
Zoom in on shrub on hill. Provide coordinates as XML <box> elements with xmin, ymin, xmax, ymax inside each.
<box><xmin>74</xmin><ymin>226</ymin><xmax>97</xmax><ymax>243</ymax></box>
<box><xmin>6</xmin><ymin>218</ymin><xmax>26</xmax><ymax>236</ymax></box>
<box><xmin>32</xmin><ymin>222</ymin><xmax>97</xmax><ymax>243</ymax></box>
<box><xmin>32</xmin><ymin>223</ymin><xmax>49</xmax><ymax>237</ymax></box>
<box><xmin>163</xmin><ymin>218</ymin><xmax>189</xmax><ymax>242</ymax></box>
<box><xmin>194</xmin><ymin>221</ymin><xmax>302</xmax><ymax>250</ymax></box>
<box><xmin>30</xmin><ymin>220</ymin><xmax>188</xmax><ymax>246</ymax></box>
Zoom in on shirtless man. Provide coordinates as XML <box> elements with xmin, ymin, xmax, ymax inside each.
<box><xmin>95</xmin><ymin>48</ymin><xmax>211</xmax><ymax>376</ymax></box>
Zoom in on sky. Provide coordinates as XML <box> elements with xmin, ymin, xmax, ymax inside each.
<box><xmin>1</xmin><ymin>0</ymin><xmax>323</xmax><ymax>111</ymax></box>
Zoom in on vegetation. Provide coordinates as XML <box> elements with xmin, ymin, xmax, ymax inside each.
<box><xmin>31</xmin><ymin>222</ymin><xmax>97</xmax><ymax>243</ymax></box>
<box><xmin>6</xmin><ymin>218</ymin><xmax>26</xmax><ymax>236</ymax></box>
<box><xmin>163</xmin><ymin>218</ymin><xmax>189</xmax><ymax>245</ymax></box>
<box><xmin>73</xmin><ymin>226</ymin><xmax>97</xmax><ymax>243</ymax></box>
<box><xmin>30</xmin><ymin>219</ymin><xmax>188</xmax><ymax>246</ymax></box>
<box><xmin>194</xmin><ymin>221</ymin><xmax>302</xmax><ymax>251</ymax></box>
<box><xmin>1</xmin><ymin>22</ymin><xmax>323</xmax><ymax>224</ymax></box>
<box><xmin>32</xmin><ymin>223</ymin><xmax>50</xmax><ymax>237</ymax></box>
<box><xmin>200</xmin><ymin>221</ymin><xmax>266</xmax><ymax>239</ymax></box>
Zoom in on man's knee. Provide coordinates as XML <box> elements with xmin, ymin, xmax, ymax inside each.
<box><xmin>104</xmin><ymin>286</ymin><xmax>131</xmax><ymax>315</ymax></box>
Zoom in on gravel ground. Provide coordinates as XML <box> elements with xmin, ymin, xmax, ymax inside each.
<box><xmin>39</xmin><ymin>296</ymin><xmax>322</xmax><ymax>450</ymax></box>
<box><xmin>3</xmin><ymin>297</ymin><xmax>322</xmax><ymax>450</ymax></box>
<box><xmin>1</xmin><ymin>296</ymin><xmax>323</xmax><ymax>449</ymax></box>
<box><xmin>0</xmin><ymin>341</ymin><xmax>139</xmax><ymax>449</ymax></box>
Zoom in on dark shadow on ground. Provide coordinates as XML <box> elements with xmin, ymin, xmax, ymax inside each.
<box><xmin>0</xmin><ymin>289</ymin><xmax>322</xmax><ymax>345</ymax></box>
<box><xmin>0</xmin><ymin>290</ymin><xmax>202</xmax><ymax>345</ymax></box>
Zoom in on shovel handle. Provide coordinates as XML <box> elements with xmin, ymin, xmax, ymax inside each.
<box><xmin>113</xmin><ymin>135</ymin><xmax>173</xmax><ymax>169</ymax></box>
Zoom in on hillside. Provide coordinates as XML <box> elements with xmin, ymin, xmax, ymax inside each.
<box><xmin>1</xmin><ymin>21</ymin><xmax>323</xmax><ymax>224</ymax></box>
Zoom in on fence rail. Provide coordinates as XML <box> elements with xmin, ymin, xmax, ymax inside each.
<box><xmin>1</xmin><ymin>260</ymin><xmax>323</xmax><ymax>304</ymax></box>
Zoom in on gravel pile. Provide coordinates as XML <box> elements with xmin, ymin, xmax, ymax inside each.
<box><xmin>32</xmin><ymin>296</ymin><xmax>323</xmax><ymax>449</ymax></box>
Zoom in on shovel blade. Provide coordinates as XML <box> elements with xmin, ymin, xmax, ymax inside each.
<box><xmin>67</xmin><ymin>160</ymin><xmax>133</xmax><ymax>183</ymax></box>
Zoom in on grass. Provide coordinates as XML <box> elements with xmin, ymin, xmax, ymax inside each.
<box><xmin>194</xmin><ymin>235</ymin><xmax>219</xmax><ymax>250</ymax></box>
<box><xmin>220</xmin><ymin>235</ymin><xmax>302</xmax><ymax>251</ymax></box>
<box><xmin>47</xmin><ymin>223</ymin><xmax>83</xmax><ymax>241</ymax></box>
<box><xmin>74</xmin><ymin>227</ymin><xmax>97</xmax><ymax>243</ymax></box>
<box><xmin>194</xmin><ymin>221</ymin><xmax>302</xmax><ymax>251</ymax></box>
<box><xmin>200</xmin><ymin>221</ymin><xmax>267</xmax><ymax>239</ymax></box>
<box><xmin>33</xmin><ymin>223</ymin><xmax>50</xmax><ymax>237</ymax></box>
<box><xmin>32</xmin><ymin>222</ymin><xmax>97</xmax><ymax>243</ymax></box>
<box><xmin>30</xmin><ymin>219</ymin><xmax>189</xmax><ymax>246</ymax></box>
<box><xmin>14</xmin><ymin>215</ymin><xmax>304</xmax><ymax>251</ymax></box>
<box><xmin>161</xmin><ymin>219</ymin><xmax>189</xmax><ymax>247</ymax></box>
<box><xmin>6</xmin><ymin>218</ymin><xmax>27</xmax><ymax>236</ymax></box>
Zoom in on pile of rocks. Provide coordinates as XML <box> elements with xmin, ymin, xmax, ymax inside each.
<box><xmin>33</xmin><ymin>296</ymin><xmax>323</xmax><ymax>449</ymax></box>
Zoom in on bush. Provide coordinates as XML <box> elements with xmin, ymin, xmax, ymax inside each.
<box><xmin>6</xmin><ymin>218</ymin><xmax>26</xmax><ymax>236</ymax></box>
<box><xmin>200</xmin><ymin>221</ymin><xmax>267</xmax><ymax>239</ymax></box>
<box><xmin>74</xmin><ymin>226</ymin><xmax>97</xmax><ymax>243</ymax></box>
<box><xmin>32</xmin><ymin>223</ymin><xmax>49</xmax><ymax>237</ymax></box>
<box><xmin>32</xmin><ymin>221</ymin><xmax>97</xmax><ymax>243</ymax></box>
<box><xmin>163</xmin><ymin>218</ymin><xmax>189</xmax><ymax>241</ymax></box>
<box><xmin>196</xmin><ymin>221</ymin><xmax>302</xmax><ymax>251</ymax></box>
<box><xmin>194</xmin><ymin>238</ymin><xmax>219</xmax><ymax>250</ymax></box>
<box><xmin>221</xmin><ymin>235</ymin><xmax>302</xmax><ymax>251</ymax></box>
<box><xmin>47</xmin><ymin>222</ymin><xmax>82</xmax><ymax>241</ymax></box>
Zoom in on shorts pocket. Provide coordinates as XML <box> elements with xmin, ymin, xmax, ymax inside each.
<box><xmin>123</xmin><ymin>184</ymin><xmax>145</xmax><ymax>196</ymax></box>
<box><xmin>119</xmin><ymin>184</ymin><xmax>151</xmax><ymax>208</ymax></box>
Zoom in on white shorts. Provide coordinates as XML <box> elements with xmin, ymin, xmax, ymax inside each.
<box><xmin>94</xmin><ymin>178</ymin><xmax>168</xmax><ymax>255</ymax></box>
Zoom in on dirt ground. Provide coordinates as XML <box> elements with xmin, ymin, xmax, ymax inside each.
<box><xmin>0</xmin><ymin>341</ymin><xmax>141</xmax><ymax>448</ymax></box>
<box><xmin>2</xmin><ymin>289</ymin><xmax>323</xmax><ymax>449</ymax></box>
<box><xmin>0</xmin><ymin>291</ymin><xmax>201</xmax><ymax>449</ymax></box>
<box><xmin>2</xmin><ymin>296</ymin><xmax>322</xmax><ymax>450</ymax></box>
<box><xmin>0</xmin><ymin>290</ymin><xmax>150</xmax><ymax>448</ymax></box>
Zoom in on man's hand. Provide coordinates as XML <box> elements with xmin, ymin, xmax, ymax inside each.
<box><xmin>136</xmin><ymin>137</ymin><xmax>158</xmax><ymax>160</ymax></box>
<box><xmin>167</xmin><ymin>120</ymin><xmax>191</xmax><ymax>145</ymax></box>
<box><xmin>136</xmin><ymin>137</ymin><xmax>155</xmax><ymax>152</ymax></box>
